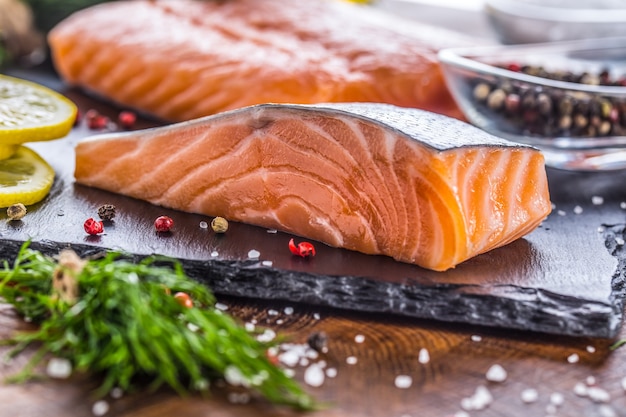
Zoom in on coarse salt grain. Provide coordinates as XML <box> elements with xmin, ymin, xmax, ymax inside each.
<box><xmin>256</xmin><ymin>329</ymin><xmax>276</xmax><ymax>343</ymax></box>
<box><xmin>621</xmin><ymin>376</ymin><xmax>626</xmax><ymax>391</ymax></box>
<box><xmin>621</xmin><ymin>202</ymin><xmax>626</xmax><ymax>209</ymax></box>
<box><xmin>245</xmin><ymin>322</ymin><xmax>255</xmax><ymax>332</ymax></box>
<box><xmin>453</xmin><ymin>412</ymin><xmax>470</xmax><ymax>417</ymax></box>
<box><xmin>199</xmin><ymin>221</ymin><xmax>208</xmax><ymax>229</ymax></box>
<box><xmin>283</xmin><ymin>306</ymin><xmax>294</xmax><ymax>315</ymax></box>
<box><xmin>227</xmin><ymin>392</ymin><xmax>251</xmax><ymax>404</ymax></box>
<box><xmin>545</xmin><ymin>404</ymin><xmax>557</xmax><ymax>415</ymax></box>
<box><xmin>268</xmin><ymin>309</ymin><xmax>278</xmax><ymax>316</ymax></box>
<box><xmin>573</xmin><ymin>382</ymin><xmax>588</xmax><ymax>397</ymax></box>
<box><xmin>313</xmin><ymin>313</ymin><xmax>321</xmax><ymax>320</ymax></box>
<box><xmin>224</xmin><ymin>365</ymin><xmax>249</xmax><ymax>387</ymax></box>
<box><xmin>460</xmin><ymin>385</ymin><xmax>493</xmax><ymax>411</ymax></box>
<box><xmin>248</xmin><ymin>249</ymin><xmax>260</xmax><ymax>259</ymax></box>
<box><xmin>346</xmin><ymin>356</ymin><xmax>358</xmax><ymax>365</ymax></box>
<box><xmin>266</xmin><ymin>229</ymin><xmax>278</xmax><ymax>234</ymax></box>
<box><xmin>326</xmin><ymin>367</ymin><xmax>337</xmax><ymax>378</ymax></box>
<box><xmin>418</xmin><ymin>348</ymin><xmax>430</xmax><ymax>364</ymax></box>
<box><xmin>520</xmin><ymin>388</ymin><xmax>538</xmax><ymax>403</ymax></box>
<box><xmin>567</xmin><ymin>353</ymin><xmax>580</xmax><ymax>363</ymax></box>
<box><xmin>592</xmin><ymin>196</ymin><xmax>604</xmax><ymax>205</ymax></box>
<box><xmin>557</xmin><ymin>210</ymin><xmax>566</xmax><ymax>216</ymax></box>
<box><xmin>210</xmin><ymin>251</ymin><xmax>219</xmax><ymax>257</ymax></box>
<box><xmin>394</xmin><ymin>375</ymin><xmax>412</xmax><ymax>389</ymax></box>
<box><xmin>215</xmin><ymin>302</ymin><xmax>229</xmax><ymax>311</ymax></box>
<box><xmin>586</xmin><ymin>376</ymin><xmax>597</xmax><ymax>386</ymax></box>
<box><xmin>616</xmin><ymin>237</ymin><xmax>625</xmax><ymax>246</ymax></box>
<box><xmin>304</xmin><ymin>363</ymin><xmax>325</xmax><ymax>387</ymax></box>
<box><xmin>598</xmin><ymin>405</ymin><xmax>618</xmax><ymax>417</ymax></box>
<box><xmin>187</xmin><ymin>323</ymin><xmax>200</xmax><ymax>332</ymax></box>
<box><xmin>354</xmin><ymin>334</ymin><xmax>365</xmax><ymax>343</ymax></box>
<box><xmin>485</xmin><ymin>364</ymin><xmax>507</xmax><ymax>383</ymax></box>
<box><xmin>471</xmin><ymin>335</ymin><xmax>482</xmax><ymax>342</ymax></box>
<box><xmin>109</xmin><ymin>387</ymin><xmax>123</xmax><ymax>399</ymax></box>
<box><xmin>92</xmin><ymin>400</ymin><xmax>109</xmax><ymax>416</ymax></box>
<box><xmin>587</xmin><ymin>345</ymin><xmax>596</xmax><ymax>353</ymax></box>
<box><xmin>262</xmin><ymin>260</ymin><xmax>273</xmax><ymax>267</ymax></box>
<box><xmin>573</xmin><ymin>205</ymin><xmax>583</xmax><ymax>214</ymax></box>
<box><xmin>550</xmin><ymin>392</ymin><xmax>564</xmax><ymax>406</ymax></box>
<box><xmin>46</xmin><ymin>357</ymin><xmax>72</xmax><ymax>379</ymax></box>
<box><xmin>598</xmin><ymin>226</ymin><xmax>606</xmax><ymax>233</ymax></box>
<box><xmin>588</xmin><ymin>386</ymin><xmax>611</xmax><ymax>403</ymax></box>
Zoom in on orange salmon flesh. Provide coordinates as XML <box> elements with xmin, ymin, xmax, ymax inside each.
<box><xmin>74</xmin><ymin>103</ymin><xmax>552</xmax><ymax>271</ymax></box>
<box><xmin>48</xmin><ymin>0</ymin><xmax>475</xmax><ymax>122</ymax></box>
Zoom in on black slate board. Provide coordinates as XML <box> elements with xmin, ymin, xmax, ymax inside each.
<box><xmin>3</xmin><ymin>69</ymin><xmax>626</xmax><ymax>338</ymax></box>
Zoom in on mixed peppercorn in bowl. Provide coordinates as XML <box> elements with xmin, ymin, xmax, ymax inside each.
<box><xmin>439</xmin><ymin>37</ymin><xmax>626</xmax><ymax>171</ymax></box>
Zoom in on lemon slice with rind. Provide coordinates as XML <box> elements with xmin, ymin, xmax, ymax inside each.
<box><xmin>0</xmin><ymin>74</ymin><xmax>76</xmax><ymax>158</ymax></box>
<box><xmin>0</xmin><ymin>146</ymin><xmax>55</xmax><ymax>208</ymax></box>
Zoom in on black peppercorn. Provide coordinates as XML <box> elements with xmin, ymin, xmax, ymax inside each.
<box><xmin>97</xmin><ymin>204</ymin><xmax>117</xmax><ymax>222</ymax></box>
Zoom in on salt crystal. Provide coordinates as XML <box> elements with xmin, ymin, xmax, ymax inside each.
<box><xmin>573</xmin><ymin>382</ymin><xmax>588</xmax><ymax>397</ymax></box>
<box><xmin>471</xmin><ymin>335</ymin><xmax>482</xmax><ymax>342</ymax></box>
<box><xmin>326</xmin><ymin>367</ymin><xmax>337</xmax><ymax>378</ymax></box>
<box><xmin>92</xmin><ymin>400</ymin><xmax>109</xmax><ymax>416</ymax></box>
<box><xmin>313</xmin><ymin>313</ymin><xmax>321</xmax><ymax>320</ymax></box>
<box><xmin>485</xmin><ymin>364</ymin><xmax>507</xmax><ymax>382</ymax></box>
<box><xmin>283</xmin><ymin>368</ymin><xmax>296</xmax><ymax>378</ymax></box>
<box><xmin>227</xmin><ymin>392</ymin><xmax>251</xmax><ymax>404</ymax></box>
<box><xmin>268</xmin><ymin>309</ymin><xmax>278</xmax><ymax>316</ymax></box>
<box><xmin>557</xmin><ymin>210</ymin><xmax>566</xmax><ymax>216</ymax></box>
<box><xmin>346</xmin><ymin>356</ymin><xmax>358</xmax><ymax>365</ymax></box>
<box><xmin>109</xmin><ymin>387</ymin><xmax>123</xmax><ymax>399</ymax></box>
<box><xmin>224</xmin><ymin>365</ymin><xmax>249</xmax><ymax>387</ymax></box>
<box><xmin>592</xmin><ymin>196</ymin><xmax>605</xmax><ymax>205</ymax></box>
<box><xmin>549</xmin><ymin>392</ymin><xmax>564</xmax><ymax>406</ymax></box>
<box><xmin>283</xmin><ymin>306</ymin><xmax>294</xmax><ymax>315</ymax></box>
<box><xmin>210</xmin><ymin>251</ymin><xmax>219</xmax><ymax>257</ymax></box>
<box><xmin>460</xmin><ymin>385</ymin><xmax>493</xmax><ymax>411</ymax></box>
<box><xmin>520</xmin><ymin>388</ymin><xmax>538</xmax><ymax>403</ymax></box>
<box><xmin>256</xmin><ymin>329</ymin><xmax>276</xmax><ymax>343</ymax></box>
<box><xmin>46</xmin><ymin>357</ymin><xmax>72</xmax><ymax>379</ymax></box>
<box><xmin>126</xmin><ymin>272</ymin><xmax>139</xmax><ymax>284</ymax></box>
<box><xmin>453</xmin><ymin>412</ymin><xmax>470</xmax><ymax>417</ymax></box>
<box><xmin>247</xmin><ymin>249</ymin><xmax>260</xmax><ymax>259</ymax></box>
<box><xmin>276</xmin><ymin>319</ymin><xmax>284</xmax><ymax>325</ymax></box>
<box><xmin>621</xmin><ymin>376</ymin><xmax>626</xmax><ymax>391</ymax></box>
<box><xmin>394</xmin><ymin>375</ymin><xmax>412</xmax><ymax>389</ymax></box>
<box><xmin>573</xmin><ymin>205</ymin><xmax>583</xmax><ymax>214</ymax></box>
<box><xmin>418</xmin><ymin>348</ymin><xmax>430</xmax><ymax>364</ymax></box>
<box><xmin>545</xmin><ymin>404</ymin><xmax>557</xmax><ymax>415</ymax></box>
<box><xmin>586</xmin><ymin>345</ymin><xmax>596</xmax><ymax>353</ymax></box>
<box><xmin>598</xmin><ymin>226</ymin><xmax>606</xmax><ymax>233</ymax></box>
<box><xmin>199</xmin><ymin>221</ymin><xmax>208</xmax><ymax>229</ymax></box>
<box><xmin>304</xmin><ymin>363</ymin><xmax>325</xmax><ymax>387</ymax></box>
<box><xmin>587</xmin><ymin>386</ymin><xmax>611</xmax><ymax>403</ymax></box>
<box><xmin>299</xmin><ymin>357</ymin><xmax>309</xmax><ymax>367</ymax></box>
<box><xmin>261</xmin><ymin>260</ymin><xmax>273</xmax><ymax>267</ymax></box>
<box><xmin>598</xmin><ymin>405</ymin><xmax>618</xmax><ymax>417</ymax></box>
<box><xmin>621</xmin><ymin>202</ymin><xmax>626</xmax><ymax>210</ymax></box>
<box><xmin>616</xmin><ymin>237</ymin><xmax>625</xmax><ymax>246</ymax></box>
<box><xmin>245</xmin><ymin>322</ymin><xmax>255</xmax><ymax>332</ymax></box>
<box><xmin>354</xmin><ymin>334</ymin><xmax>365</xmax><ymax>343</ymax></box>
<box><xmin>586</xmin><ymin>375</ymin><xmax>597</xmax><ymax>386</ymax></box>
<box><xmin>187</xmin><ymin>323</ymin><xmax>199</xmax><ymax>332</ymax></box>
<box><xmin>567</xmin><ymin>353</ymin><xmax>580</xmax><ymax>363</ymax></box>
<box><xmin>215</xmin><ymin>302</ymin><xmax>228</xmax><ymax>311</ymax></box>
<box><xmin>266</xmin><ymin>229</ymin><xmax>278</xmax><ymax>234</ymax></box>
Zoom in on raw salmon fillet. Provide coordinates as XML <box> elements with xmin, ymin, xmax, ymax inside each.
<box><xmin>74</xmin><ymin>103</ymin><xmax>551</xmax><ymax>271</ymax></box>
<box><xmin>49</xmin><ymin>0</ymin><xmax>472</xmax><ymax>122</ymax></box>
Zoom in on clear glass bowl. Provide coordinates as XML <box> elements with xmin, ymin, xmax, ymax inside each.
<box><xmin>438</xmin><ymin>37</ymin><xmax>626</xmax><ymax>171</ymax></box>
<box><xmin>484</xmin><ymin>0</ymin><xmax>626</xmax><ymax>44</ymax></box>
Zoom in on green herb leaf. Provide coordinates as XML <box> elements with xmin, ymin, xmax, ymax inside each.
<box><xmin>0</xmin><ymin>242</ymin><xmax>315</xmax><ymax>410</ymax></box>
<box><xmin>610</xmin><ymin>339</ymin><xmax>626</xmax><ymax>351</ymax></box>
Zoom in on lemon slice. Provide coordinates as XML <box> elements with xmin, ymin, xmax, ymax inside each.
<box><xmin>0</xmin><ymin>74</ymin><xmax>77</xmax><ymax>158</ymax></box>
<box><xmin>0</xmin><ymin>146</ymin><xmax>55</xmax><ymax>208</ymax></box>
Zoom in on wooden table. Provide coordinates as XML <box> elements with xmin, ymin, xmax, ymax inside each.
<box><xmin>3</xmin><ymin>3</ymin><xmax>626</xmax><ymax>417</ymax></box>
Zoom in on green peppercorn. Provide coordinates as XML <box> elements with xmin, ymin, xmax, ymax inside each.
<box><xmin>7</xmin><ymin>203</ymin><xmax>26</xmax><ymax>221</ymax></box>
<box><xmin>211</xmin><ymin>216</ymin><xmax>229</xmax><ymax>233</ymax></box>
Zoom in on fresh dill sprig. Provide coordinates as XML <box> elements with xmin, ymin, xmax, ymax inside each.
<box><xmin>610</xmin><ymin>339</ymin><xmax>626</xmax><ymax>351</ymax></box>
<box><xmin>0</xmin><ymin>242</ymin><xmax>314</xmax><ymax>410</ymax></box>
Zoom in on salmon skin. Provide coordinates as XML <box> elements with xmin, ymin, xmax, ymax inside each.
<box><xmin>48</xmin><ymin>0</ymin><xmax>473</xmax><ymax>122</ymax></box>
<box><xmin>74</xmin><ymin>103</ymin><xmax>551</xmax><ymax>271</ymax></box>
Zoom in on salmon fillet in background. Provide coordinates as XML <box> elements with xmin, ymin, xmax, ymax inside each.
<box><xmin>48</xmin><ymin>0</ymin><xmax>478</xmax><ymax>122</ymax></box>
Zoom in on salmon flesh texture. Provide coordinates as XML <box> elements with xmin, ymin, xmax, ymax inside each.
<box><xmin>74</xmin><ymin>103</ymin><xmax>552</xmax><ymax>271</ymax></box>
<box><xmin>48</xmin><ymin>0</ymin><xmax>472</xmax><ymax>122</ymax></box>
